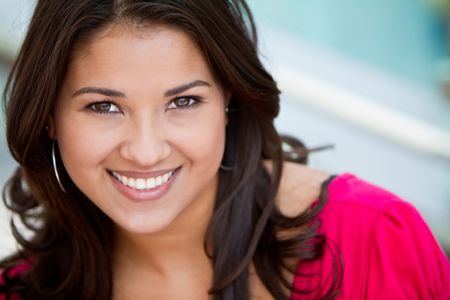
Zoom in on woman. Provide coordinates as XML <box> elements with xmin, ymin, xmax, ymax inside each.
<box><xmin>0</xmin><ymin>0</ymin><xmax>449</xmax><ymax>299</ymax></box>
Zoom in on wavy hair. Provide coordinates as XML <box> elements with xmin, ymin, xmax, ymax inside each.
<box><xmin>1</xmin><ymin>0</ymin><xmax>340</xmax><ymax>299</ymax></box>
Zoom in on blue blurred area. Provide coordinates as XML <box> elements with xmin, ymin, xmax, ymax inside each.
<box><xmin>248</xmin><ymin>0</ymin><xmax>448</xmax><ymax>86</ymax></box>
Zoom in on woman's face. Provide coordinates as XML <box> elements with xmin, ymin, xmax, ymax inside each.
<box><xmin>49</xmin><ymin>25</ymin><xmax>228</xmax><ymax>234</ymax></box>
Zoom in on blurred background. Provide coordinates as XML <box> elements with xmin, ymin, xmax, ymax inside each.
<box><xmin>0</xmin><ymin>0</ymin><xmax>449</xmax><ymax>257</ymax></box>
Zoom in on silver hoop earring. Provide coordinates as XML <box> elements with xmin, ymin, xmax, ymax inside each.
<box><xmin>52</xmin><ymin>142</ymin><xmax>67</xmax><ymax>193</ymax></box>
<box><xmin>220</xmin><ymin>164</ymin><xmax>235</xmax><ymax>171</ymax></box>
<box><xmin>225</xmin><ymin>107</ymin><xmax>229</xmax><ymax>113</ymax></box>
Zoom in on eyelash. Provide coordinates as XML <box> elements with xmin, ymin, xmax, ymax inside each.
<box><xmin>86</xmin><ymin>96</ymin><xmax>202</xmax><ymax>115</ymax></box>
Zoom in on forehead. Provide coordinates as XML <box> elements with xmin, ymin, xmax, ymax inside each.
<box><xmin>77</xmin><ymin>23</ymin><xmax>194</xmax><ymax>53</ymax></box>
<box><xmin>65</xmin><ymin>23</ymin><xmax>217</xmax><ymax>89</ymax></box>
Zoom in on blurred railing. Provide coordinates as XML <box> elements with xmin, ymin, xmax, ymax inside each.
<box><xmin>276</xmin><ymin>65</ymin><xmax>450</xmax><ymax>161</ymax></box>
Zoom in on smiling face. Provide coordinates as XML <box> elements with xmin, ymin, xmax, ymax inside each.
<box><xmin>49</xmin><ymin>24</ymin><xmax>228</xmax><ymax>235</ymax></box>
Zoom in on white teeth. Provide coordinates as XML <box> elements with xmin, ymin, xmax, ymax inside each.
<box><xmin>146</xmin><ymin>177</ymin><xmax>156</xmax><ymax>189</ymax></box>
<box><xmin>163</xmin><ymin>173</ymin><xmax>169</xmax><ymax>182</ymax></box>
<box><xmin>111</xmin><ymin>170</ymin><xmax>174</xmax><ymax>190</ymax></box>
<box><xmin>136</xmin><ymin>178</ymin><xmax>146</xmax><ymax>189</ymax></box>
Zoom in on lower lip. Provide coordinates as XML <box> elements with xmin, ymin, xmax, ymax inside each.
<box><xmin>109</xmin><ymin>168</ymin><xmax>180</xmax><ymax>203</ymax></box>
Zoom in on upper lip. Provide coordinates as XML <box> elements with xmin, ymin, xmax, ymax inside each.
<box><xmin>108</xmin><ymin>166</ymin><xmax>180</xmax><ymax>178</ymax></box>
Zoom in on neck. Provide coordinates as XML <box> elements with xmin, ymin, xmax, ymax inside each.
<box><xmin>113</xmin><ymin>175</ymin><xmax>218</xmax><ymax>276</ymax></box>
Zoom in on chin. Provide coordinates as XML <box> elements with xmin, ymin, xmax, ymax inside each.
<box><xmin>116</xmin><ymin>214</ymin><xmax>175</xmax><ymax>235</ymax></box>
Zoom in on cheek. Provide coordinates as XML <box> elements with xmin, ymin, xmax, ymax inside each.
<box><xmin>168</xmin><ymin>111</ymin><xmax>226</xmax><ymax>165</ymax></box>
<box><xmin>55</xmin><ymin>113</ymin><xmax>120</xmax><ymax>176</ymax></box>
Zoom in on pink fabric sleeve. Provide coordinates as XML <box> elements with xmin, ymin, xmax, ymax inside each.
<box><xmin>291</xmin><ymin>174</ymin><xmax>450</xmax><ymax>299</ymax></box>
<box><xmin>365</xmin><ymin>200</ymin><xmax>450</xmax><ymax>299</ymax></box>
<box><xmin>0</xmin><ymin>262</ymin><xmax>30</xmax><ymax>300</ymax></box>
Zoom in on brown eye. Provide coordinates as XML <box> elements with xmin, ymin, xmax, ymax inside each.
<box><xmin>167</xmin><ymin>96</ymin><xmax>201</xmax><ymax>110</ymax></box>
<box><xmin>174</xmin><ymin>97</ymin><xmax>191</xmax><ymax>107</ymax></box>
<box><xmin>89</xmin><ymin>101</ymin><xmax>120</xmax><ymax>114</ymax></box>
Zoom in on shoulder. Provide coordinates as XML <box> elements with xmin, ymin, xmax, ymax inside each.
<box><xmin>315</xmin><ymin>173</ymin><xmax>438</xmax><ymax>239</ymax></box>
<box><xmin>312</xmin><ymin>172</ymin><xmax>442</xmax><ymax>251</ymax></box>
<box><xmin>274</xmin><ymin>163</ymin><xmax>438</xmax><ymax>235</ymax></box>
<box><xmin>275</xmin><ymin>165</ymin><xmax>423</xmax><ymax>247</ymax></box>
<box><xmin>273</xmin><ymin>162</ymin><xmax>404</xmax><ymax>222</ymax></box>
<box><xmin>311</xmin><ymin>173</ymin><xmax>450</xmax><ymax>299</ymax></box>
<box><xmin>288</xmin><ymin>171</ymin><xmax>450</xmax><ymax>299</ymax></box>
<box><xmin>274</xmin><ymin>161</ymin><xmax>331</xmax><ymax>217</ymax></box>
<box><xmin>318</xmin><ymin>173</ymin><xmax>411</xmax><ymax>221</ymax></box>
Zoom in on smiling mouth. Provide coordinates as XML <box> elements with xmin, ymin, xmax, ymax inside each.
<box><xmin>109</xmin><ymin>168</ymin><xmax>179</xmax><ymax>191</ymax></box>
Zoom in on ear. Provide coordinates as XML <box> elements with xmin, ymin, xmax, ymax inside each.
<box><xmin>47</xmin><ymin>114</ymin><xmax>57</xmax><ymax>140</ymax></box>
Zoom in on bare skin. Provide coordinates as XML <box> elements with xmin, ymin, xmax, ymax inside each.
<box><xmin>275</xmin><ymin>161</ymin><xmax>331</xmax><ymax>217</ymax></box>
<box><xmin>112</xmin><ymin>162</ymin><xmax>330</xmax><ymax>300</ymax></box>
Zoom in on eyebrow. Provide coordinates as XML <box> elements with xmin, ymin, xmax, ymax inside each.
<box><xmin>164</xmin><ymin>80</ymin><xmax>211</xmax><ymax>97</ymax></box>
<box><xmin>71</xmin><ymin>80</ymin><xmax>211</xmax><ymax>99</ymax></box>
<box><xmin>72</xmin><ymin>87</ymin><xmax>126</xmax><ymax>98</ymax></box>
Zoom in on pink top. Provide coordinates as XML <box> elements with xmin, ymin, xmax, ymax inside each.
<box><xmin>1</xmin><ymin>174</ymin><xmax>449</xmax><ymax>299</ymax></box>
<box><xmin>0</xmin><ymin>261</ymin><xmax>30</xmax><ymax>300</ymax></box>
<box><xmin>292</xmin><ymin>173</ymin><xmax>450</xmax><ymax>299</ymax></box>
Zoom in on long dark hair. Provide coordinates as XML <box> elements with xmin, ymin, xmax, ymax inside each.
<box><xmin>1</xmin><ymin>1</ymin><xmax>340</xmax><ymax>299</ymax></box>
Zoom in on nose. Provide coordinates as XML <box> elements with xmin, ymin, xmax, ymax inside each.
<box><xmin>119</xmin><ymin>114</ymin><xmax>171</xmax><ymax>167</ymax></box>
